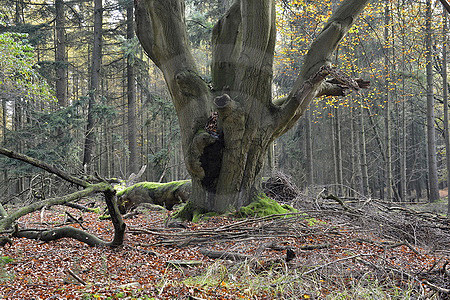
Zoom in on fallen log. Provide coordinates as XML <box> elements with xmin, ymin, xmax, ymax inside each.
<box><xmin>117</xmin><ymin>180</ymin><xmax>191</xmax><ymax>213</ymax></box>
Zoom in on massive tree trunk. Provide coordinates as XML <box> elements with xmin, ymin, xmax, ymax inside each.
<box><xmin>135</xmin><ymin>0</ymin><xmax>369</xmax><ymax>213</ymax></box>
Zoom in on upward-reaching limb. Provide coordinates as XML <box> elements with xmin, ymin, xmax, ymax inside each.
<box><xmin>272</xmin><ymin>0</ymin><xmax>370</xmax><ymax>137</ymax></box>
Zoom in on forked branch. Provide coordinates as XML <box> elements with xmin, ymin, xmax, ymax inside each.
<box><xmin>273</xmin><ymin>0</ymin><xmax>370</xmax><ymax>136</ymax></box>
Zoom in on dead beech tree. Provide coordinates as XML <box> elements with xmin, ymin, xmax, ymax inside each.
<box><xmin>134</xmin><ymin>0</ymin><xmax>370</xmax><ymax>215</ymax></box>
<box><xmin>0</xmin><ymin>147</ymin><xmax>125</xmax><ymax>247</ymax></box>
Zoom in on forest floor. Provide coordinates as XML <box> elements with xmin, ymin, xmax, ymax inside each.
<box><xmin>0</xmin><ymin>187</ymin><xmax>449</xmax><ymax>299</ymax></box>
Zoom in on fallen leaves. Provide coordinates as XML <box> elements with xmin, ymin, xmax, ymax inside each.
<box><xmin>0</xmin><ymin>201</ymin><xmax>448</xmax><ymax>299</ymax></box>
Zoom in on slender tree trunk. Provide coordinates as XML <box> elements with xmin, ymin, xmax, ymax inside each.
<box><xmin>83</xmin><ymin>0</ymin><xmax>103</xmax><ymax>170</ymax></box>
<box><xmin>1</xmin><ymin>99</ymin><xmax>7</xmax><ymax>193</ymax></box>
<box><xmin>400</xmin><ymin>0</ymin><xmax>407</xmax><ymax>202</ymax></box>
<box><xmin>127</xmin><ymin>2</ymin><xmax>138</xmax><ymax>174</ymax></box>
<box><xmin>350</xmin><ymin>107</ymin><xmax>358</xmax><ymax>195</ymax></box>
<box><xmin>305</xmin><ymin>108</ymin><xmax>313</xmax><ymax>186</ymax></box>
<box><xmin>146</xmin><ymin>108</ymin><xmax>151</xmax><ymax>181</ymax></box>
<box><xmin>331</xmin><ymin>111</ymin><xmax>338</xmax><ymax>192</ymax></box>
<box><xmin>425</xmin><ymin>0</ymin><xmax>440</xmax><ymax>202</ymax></box>
<box><xmin>391</xmin><ymin>6</ymin><xmax>401</xmax><ymax>202</ymax></box>
<box><xmin>14</xmin><ymin>101</ymin><xmax>24</xmax><ymax>193</ymax></box>
<box><xmin>442</xmin><ymin>11</ymin><xmax>450</xmax><ymax>216</ymax></box>
<box><xmin>2</xmin><ymin>100</ymin><xmax>6</xmax><ymax>143</ymax></box>
<box><xmin>410</xmin><ymin>122</ymin><xmax>423</xmax><ymax>200</ymax></box>
<box><xmin>384</xmin><ymin>0</ymin><xmax>393</xmax><ymax>202</ymax></box>
<box><xmin>359</xmin><ymin>104</ymin><xmax>369</xmax><ymax>196</ymax></box>
<box><xmin>55</xmin><ymin>0</ymin><xmax>67</xmax><ymax>107</ymax></box>
<box><xmin>353</xmin><ymin>108</ymin><xmax>363</xmax><ymax>195</ymax></box>
<box><xmin>334</xmin><ymin>107</ymin><xmax>343</xmax><ymax>195</ymax></box>
<box><xmin>14</xmin><ymin>0</ymin><xmax>23</xmax><ymax>24</ymax></box>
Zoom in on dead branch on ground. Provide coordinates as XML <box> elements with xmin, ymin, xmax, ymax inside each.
<box><xmin>0</xmin><ymin>146</ymin><xmax>125</xmax><ymax>247</ymax></box>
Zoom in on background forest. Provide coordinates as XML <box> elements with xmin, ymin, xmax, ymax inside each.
<box><xmin>0</xmin><ymin>0</ymin><xmax>449</xmax><ymax>213</ymax></box>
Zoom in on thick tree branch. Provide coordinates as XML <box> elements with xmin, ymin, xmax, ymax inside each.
<box><xmin>273</xmin><ymin>66</ymin><xmax>330</xmax><ymax>137</ymax></box>
<box><xmin>211</xmin><ymin>1</ymin><xmax>242</xmax><ymax>91</ymax></box>
<box><xmin>102</xmin><ymin>188</ymin><xmax>126</xmax><ymax>247</ymax></box>
<box><xmin>135</xmin><ymin>0</ymin><xmax>192</xmax><ymax>69</ymax></box>
<box><xmin>438</xmin><ymin>0</ymin><xmax>450</xmax><ymax>14</ymax></box>
<box><xmin>14</xmin><ymin>227</ymin><xmax>108</xmax><ymax>247</ymax></box>
<box><xmin>0</xmin><ymin>147</ymin><xmax>88</xmax><ymax>187</ymax></box>
<box><xmin>5</xmin><ymin>184</ymin><xmax>125</xmax><ymax>247</ymax></box>
<box><xmin>135</xmin><ymin>0</ymin><xmax>210</xmax><ymax>107</ymax></box>
<box><xmin>316</xmin><ymin>78</ymin><xmax>370</xmax><ymax>97</ymax></box>
<box><xmin>273</xmin><ymin>0</ymin><xmax>369</xmax><ymax>137</ymax></box>
<box><xmin>135</xmin><ymin>0</ymin><xmax>213</xmax><ymax>178</ymax></box>
<box><xmin>118</xmin><ymin>180</ymin><xmax>191</xmax><ymax>212</ymax></box>
<box><xmin>234</xmin><ymin>0</ymin><xmax>276</xmax><ymax>108</ymax></box>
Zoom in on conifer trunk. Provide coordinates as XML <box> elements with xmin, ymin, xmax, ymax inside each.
<box><xmin>127</xmin><ymin>2</ymin><xmax>138</xmax><ymax>174</ymax></box>
<box><xmin>384</xmin><ymin>0</ymin><xmax>393</xmax><ymax>202</ymax></box>
<box><xmin>442</xmin><ymin>11</ymin><xmax>450</xmax><ymax>215</ymax></box>
<box><xmin>83</xmin><ymin>0</ymin><xmax>103</xmax><ymax>169</ymax></box>
<box><xmin>425</xmin><ymin>0</ymin><xmax>440</xmax><ymax>202</ymax></box>
<box><xmin>55</xmin><ymin>0</ymin><xmax>67</xmax><ymax>107</ymax></box>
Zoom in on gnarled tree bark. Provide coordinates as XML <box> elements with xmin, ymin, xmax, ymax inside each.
<box><xmin>135</xmin><ymin>0</ymin><xmax>370</xmax><ymax>214</ymax></box>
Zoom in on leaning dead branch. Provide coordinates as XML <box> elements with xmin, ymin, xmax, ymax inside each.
<box><xmin>0</xmin><ymin>147</ymin><xmax>88</xmax><ymax>187</ymax></box>
<box><xmin>0</xmin><ymin>146</ymin><xmax>125</xmax><ymax>247</ymax></box>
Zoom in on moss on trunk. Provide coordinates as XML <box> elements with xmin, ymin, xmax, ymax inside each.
<box><xmin>117</xmin><ymin>180</ymin><xmax>191</xmax><ymax>212</ymax></box>
<box><xmin>235</xmin><ymin>193</ymin><xmax>297</xmax><ymax>218</ymax></box>
<box><xmin>174</xmin><ymin>192</ymin><xmax>296</xmax><ymax>221</ymax></box>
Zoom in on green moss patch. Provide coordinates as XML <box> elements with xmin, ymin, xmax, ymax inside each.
<box><xmin>116</xmin><ymin>180</ymin><xmax>190</xmax><ymax>197</ymax></box>
<box><xmin>236</xmin><ymin>193</ymin><xmax>297</xmax><ymax>218</ymax></box>
<box><xmin>172</xmin><ymin>201</ymin><xmax>219</xmax><ymax>222</ymax></box>
<box><xmin>172</xmin><ymin>201</ymin><xmax>202</xmax><ymax>221</ymax></box>
<box><xmin>173</xmin><ymin>193</ymin><xmax>297</xmax><ymax>222</ymax></box>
